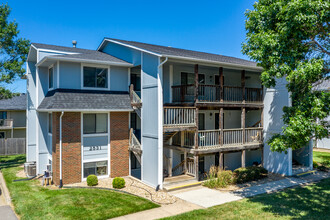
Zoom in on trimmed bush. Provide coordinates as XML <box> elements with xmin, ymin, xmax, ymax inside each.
<box><xmin>112</xmin><ymin>177</ymin><xmax>125</xmax><ymax>189</ymax></box>
<box><xmin>234</xmin><ymin>166</ymin><xmax>268</xmax><ymax>184</ymax></box>
<box><xmin>203</xmin><ymin>166</ymin><xmax>235</xmax><ymax>188</ymax></box>
<box><xmin>87</xmin><ymin>175</ymin><xmax>98</xmax><ymax>186</ymax></box>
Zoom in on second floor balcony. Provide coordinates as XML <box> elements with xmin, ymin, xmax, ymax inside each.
<box><xmin>0</xmin><ymin>119</ymin><xmax>13</xmax><ymax>129</ymax></box>
<box><xmin>172</xmin><ymin>84</ymin><xmax>263</xmax><ymax>104</ymax></box>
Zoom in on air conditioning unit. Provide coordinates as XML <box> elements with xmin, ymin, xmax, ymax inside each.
<box><xmin>24</xmin><ymin>162</ymin><xmax>36</xmax><ymax>178</ymax></box>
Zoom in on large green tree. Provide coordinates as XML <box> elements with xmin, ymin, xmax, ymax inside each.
<box><xmin>242</xmin><ymin>0</ymin><xmax>330</xmax><ymax>152</ymax></box>
<box><xmin>0</xmin><ymin>3</ymin><xmax>30</xmax><ymax>99</ymax></box>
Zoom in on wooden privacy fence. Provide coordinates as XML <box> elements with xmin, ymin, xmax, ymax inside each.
<box><xmin>0</xmin><ymin>138</ymin><xmax>26</xmax><ymax>155</ymax></box>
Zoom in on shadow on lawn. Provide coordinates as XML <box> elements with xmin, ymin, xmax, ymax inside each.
<box><xmin>248</xmin><ymin>178</ymin><xmax>330</xmax><ymax>219</ymax></box>
<box><xmin>0</xmin><ymin>155</ymin><xmax>26</xmax><ymax>169</ymax></box>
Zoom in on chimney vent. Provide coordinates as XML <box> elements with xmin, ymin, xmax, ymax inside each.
<box><xmin>72</xmin><ymin>40</ymin><xmax>77</xmax><ymax>48</ymax></box>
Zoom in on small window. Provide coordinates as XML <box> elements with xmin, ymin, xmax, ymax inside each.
<box><xmin>48</xmin><ymin>67</ymin><xmax>54</xmax><ymax>89</ymax></box>
<box><xmin>48</xmin><ymin>113</ymin><xmax>52</xmax><ymax>134</ymax></box>
<box><xmin>83</xmin><ymin>66</ymin><xmax>108</xmax><ymax>88</ymax></box>
<box><xmin>0</xmin><ymin>111</ymin><xmax>7</xmax><ymax>120</ymax></box>
<box><xmin>83</xmin><ymin>161</ymin><xmax>108</xmax><ymax>178</ymax></box>
<box><xmin>83</xmin><ymin>113</ymin><xmax>108</xmax><ymax>134</ymax></box>
<box><xmin>0</xmin><ymin>131</ymin><xmax>5</xmax><ymax>139</ymax></box>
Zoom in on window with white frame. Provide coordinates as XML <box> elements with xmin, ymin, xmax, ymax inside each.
<box><xmin>83</xmin><ymin>113</ymin><xmax>108</xmax><ymax>134</ymax></box>
<box><xmin>83</xmin><ymin>161</ymin><xmax>108</xmax><ymax>178</ymax></box>
<box><xmin>48</xmin><ymin>66</ymin><xmax>54</xmax><ymax>89</ymax></box>
<box><xmin>83</xmin><ymin>66</ymin><xmax>108</xmax><ymax>89</ymax></box>
<box><xmin>48</xmin><ymin>113</ymin><xmax>52</xmax><ymax>134</ymax></box>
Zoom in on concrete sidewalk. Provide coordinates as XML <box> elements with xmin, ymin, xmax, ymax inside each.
<box><xmin>113</xmin><ymin>171</ymin><xmax>330</xmax><ymax>220</ymax></box>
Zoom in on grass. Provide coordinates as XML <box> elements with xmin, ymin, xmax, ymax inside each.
<box><xmin>0</xmin><ymin>155</ymin><xmax>159</xmax><ymax>220</ymax></box>
<box><xmin>163</xmin><ymin>178</ymin><xmax>330</xmax><ymax>220</ymax></box>
<box><xmin>313</xmin><ymin>150</ymin><xmax>330</xmax><ymax>167</ymax></box>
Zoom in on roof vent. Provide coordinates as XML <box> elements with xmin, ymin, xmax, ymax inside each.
<box><xmin>72</xmin><ymin>40</ymin><xmax>77</xmax><ymax>48</ymax></box>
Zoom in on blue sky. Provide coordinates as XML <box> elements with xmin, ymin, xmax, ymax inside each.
<box><xmin>4</xmin><ymin>0</ymin><xmax>257</xmax><ymax>93</ymax></box>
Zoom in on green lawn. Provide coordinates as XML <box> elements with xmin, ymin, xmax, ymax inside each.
<box><xmin>0</xmin><ymin>155</ymin><xmax>159</xmax><ymax>220</ymax></box>
<box><xmin>163</xmin><ymin>178</ymin><xmax>330</xmax><ymax>220</ymax></box>
<box><xmin>313</xmin><ymin>150</ymin><xmax>330</xmax><ymax>167</ymax></box>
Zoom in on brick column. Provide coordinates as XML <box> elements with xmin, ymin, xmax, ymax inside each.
<box><xmin>110</xmin><ymin>112</ymin><xmax>129</xmax><ymax>177</ymax></box>
<box><xmin>52</xmin><ymin>112</ymin><xmax>81</xmax><ymax>185</ymax></box>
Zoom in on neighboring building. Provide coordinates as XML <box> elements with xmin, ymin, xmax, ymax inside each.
<box><xmin>25</xmin><ymin>38</ymin><xmax>313</xmax><ymax>188</ymax></box>
<box><xmin>314</xmin><ymin>79</ymin><xmax>330</xmax><ymax>149</ymax></box>
<box><xmin>0</xmin><ymin>94</ymin><xmax>27</xmax><ymax>139</ymax></box>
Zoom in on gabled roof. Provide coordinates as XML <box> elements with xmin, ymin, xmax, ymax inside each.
<box><xmin>38</xmin><ymin>89</ymin><xmax>132</xmax><ymax>112</ymax></box>
<box><xmin>101</xmin><ymin>38</ymin><xmax>259</xmax><ymax>69</ymax></box>
<box><xmin>0</xmin><ymin>94</ymin><xmax>26</xmax><ymax>110</ymax></box>
<box><xmin>31</xmin><ymin>43</ymin><xmax>132</xmax><ymax>66</ymax></box>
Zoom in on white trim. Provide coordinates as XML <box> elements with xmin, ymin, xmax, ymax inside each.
<box><xmin>38</xmin><ymin>48</ymin><xmax>78</xmax><ymax>55</ymax></box>
<box><xmin>48</xmin><ymin>64</ymin><xmax>54</xmax><ymax>91</ymax></box>
<box><xmin>36</xmin><ymin>56</ymin><xmax>133</xmax><ymax>68</ymax></box>
<box><xmin>37</xmin><ymin>109</ymin><xmax>133</xmax><ymax>112</ymax></box>
<box><xmin>140</xmin><ymin>52</ymin><xmax>144</xmax><ymax>181</ymax></box>
<box><xmin>98</xmin><ymin>39</ymin><xmax>162</xmax><ymax>57</ymax></box>
<box><xmin>57</xmin><ymin>61</ymin><xmax>60</xmax><ymax>88</ymax></box>
<box><xmin>82</xmin><ymin>133</ymin><xmax>108</xmax><ymax>137</ymax></box>
<box><xmin>36</xmin><ymin>49</ymin><xmax>39</xmax><ymax>174</ymax></box>
<box><xmin>81</xmin><ymin>63</ymin><xmax>110</xmax><ymax>91</ymax></box>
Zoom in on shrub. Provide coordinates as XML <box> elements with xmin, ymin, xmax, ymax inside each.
<box><xmin>234</xmin><ymin>166</ymin><xmax>268</xmax><ymax>184</ymax></box>
<box><xmin>203</xmin><ymin>166</ymin><xmax>235</xmax><ymax>188</ymax></box>
<box><xmin>87</xmin><ymin>175</ymin><xmax>98</xmax><ymax>186</ymax></box>
<box><xmin>112</xmin><ymin>177</ymin><xmax>125</xmax><ymax>189</ymax></box>
<box><xmin>313</xmin><ymin>160</ymin><xmax>319</xmax><ymax>168</ymax></box>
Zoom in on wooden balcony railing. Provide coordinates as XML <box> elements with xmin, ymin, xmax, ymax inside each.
<box><xmin>0</xmin><ymin>119</ymin><xmax>13</xmax><ymax>128</ymax></box>
<box><xmin>130</xmin><ymin>84</ymin><xmax>142</xmax><ymax>107</ymax></box>
<box><xmin>171</xmin><ymin>84</ymin><xmax>263</xmax><ymax>103</ymax></box>
<box><xmin>173</xmin><ymin>128</ymin><xmax>263</xmax><ymax>149</ymax></box>
<box><xmin>163</xmin><ymin>107</ymin><xmax>196</xmax><ymax>127</ymax></box>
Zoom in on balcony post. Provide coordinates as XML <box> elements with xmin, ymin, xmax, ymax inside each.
<box><xmin>219</xmin><ymin>152</ymin><xmax>224</xmax><ymax>170</ymax></box>
<box><xmin>241</xmin><ymin>107</ymin><xmax>246</xmax><ymax>144</ymax></box>
<box><xmin>219</xmin><ymin>67</ymin><xmax>224</xmax><ymax>102</ymax></box>
<box><xmin>241</xmin><ymin>150</ymin><xmax>246</xmax><ymax>168</ymax></box>
<box><xmin>195</xmin><ymin>107</ymin><xmax>199</xmax><ymax>149</ymax></box>
<box><xmin>184</xmin><ymin>151</ymin><xmax>187</xmax><ymax>174</ymax></box>
<box><xmin>130</xmin><ymin>84</ymin><xmax>134</xmax><ymax>103</ymax></box>
<box><xmin>194</xmin><ymin>64</ymin><xmax>199</xmax><ymax>103</ymax></box>
<box><xmin>194</xmin><ymin>154</ymin><xmax>199</xmax><ymax>180</ymax></box>
<box><xmin>241</xmin><ymin>70</ymin><xmax>245</xmax><ymax>103</ymax></box>
<box><xmin>219</xmin><ymin>108</ymin><xmax>223</xmax><ymax>146</ymax></box>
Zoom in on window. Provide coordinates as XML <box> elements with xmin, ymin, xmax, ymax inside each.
<box><xmin>0</xmin><ymin>131</ymin><xmax>5</xmax><ymax>139</ymax></box>
<box><xmin>83</xmin><ymin>66</ymin><xmax>108</xmax><ymax>88</ymax></box>
<box><xmin>48</xmin><ymin>67</ymin><xmax>54</xmax><ymax>89</ymax></box>
<box><xmin>0</xmin><ymin>111</ymin><xmax>7</xmax><ymax>120</ymax></box>
<box><xmin>48</xmin><ymin>113</ymin><xmax>52</xmax><ymax>134</ymax></box>
<box><xmin>83</xmin><ymin>161</ymin><xmax>108</xmax><ymax>178</ymax></box>
<box><xmin>83</xmin><ymin>113</ymin><xmax>108</xmax><ymax>134</ymax></box>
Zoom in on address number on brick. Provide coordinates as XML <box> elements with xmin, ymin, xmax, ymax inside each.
<box><xmin>89</xmin><ymin>146</ymin><xmax>102</xmax><ymax>151</ymax></box>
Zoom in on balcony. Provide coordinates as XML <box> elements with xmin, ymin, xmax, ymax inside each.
<box><xmin>171</xmin><ymin>127</ymin><xmax>263</xmax><ymax>152</ymax></box>
<box><xmin>0</xmin><ymin>119</ymin><xmax>13</xmax><ymax>129</ymax></box>
<box><xmin>163</xmin><ymin>107</ymin><xmax>196</xmax><ymax>132</ymax></box>
<box><xmin>172</xmin><ymin>84</ymin><xmax>263</xmax><ymax>104</ymax></box>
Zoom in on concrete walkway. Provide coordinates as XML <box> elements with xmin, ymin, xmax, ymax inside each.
<box><xmin>0</xmin><ymin>171</ymin><xmax>18</xmax><ymax>220</ymax></box>
<box><xmin>113</xmin><ymin>171</ymin><xmax>330</xmax><ymax>219</ymax></box>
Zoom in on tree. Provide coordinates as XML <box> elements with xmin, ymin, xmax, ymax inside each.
<box><xmin>0</xmin><ymin>3</ymin><xmax>30</xmax><ymax>99</ymax></box>
<box><xmin>242</xmin><ymin>0</ymin><xmax>330</xmax><ymax>153</ymax></box>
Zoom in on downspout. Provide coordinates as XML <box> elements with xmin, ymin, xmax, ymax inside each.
<box><xmin>59</xmin><ymin>111</ymin><xmax>64</xmax><ymax>188</ymax></box>
<box><xmin>156</xmin><ymin>57</ymin><xmax>168</xmax><ymax>191</ymax></box>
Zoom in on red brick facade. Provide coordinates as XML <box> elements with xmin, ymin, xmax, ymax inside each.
<box><xmin>110</xmin><ymin>112</ymin><xmax>130</xmax><ymax>177</ymax></box>
<box><xmin>52</xmin><ymin>112</ymin><xmax>81</xmax><ymax>185</ymax></box>
<box><xmin>52</xmin><ymin>111</ymin><xmax>129</xmax><ymax>185</ymax></box>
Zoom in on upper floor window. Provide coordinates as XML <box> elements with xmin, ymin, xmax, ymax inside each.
<box><xmin>0</xmin><ymin>111</ymin><xmax>7</xmax><ymax>120</ymax></box>
<box><xmin>83</xmin><ymin>113</ymin><xmax>108</xmax><ymax>134</ymax></box>
<box><xmin>48</xmin><ymin>66</ymin><xmax>54</xmax><ymax>89</ymax></box>
<box><xmin>83</xmin><ymin>66</ymin><xmax>108</xmax><ymax>89</ymax></box>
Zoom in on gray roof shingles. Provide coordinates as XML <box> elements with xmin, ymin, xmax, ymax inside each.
<box><xmin>32</xmin><ymin>43</ymin><xmax>131</xmax><ymax>65</ymax></box>
<box><xmin>104</xmin><ymin>38</ymin><xmax>259</xmax><ymax>67</ymax></box>
<box><xmin>0</xmin><ymin>94</ymin><xmax>26</xmax><ymax>110</ymax></box>
<box><xmin>38</xmin><ymin>89</ymin><xmax>132</xmax><ymax>111</ymax></box>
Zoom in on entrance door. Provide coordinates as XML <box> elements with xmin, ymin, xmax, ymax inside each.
<box><xmin>198</xmin><ymin>113</ymin><xmax>205</xmax><ymax>130</ymax></box>
<box><xmin>199</xmin><ymin>156</ymin><xmax>205</xmax><ymax>180</ymax></box>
